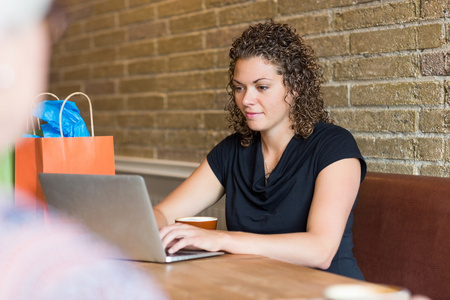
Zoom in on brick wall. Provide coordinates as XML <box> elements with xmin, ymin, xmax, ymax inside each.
<box><xmin>50</xmin><ymin>0</ymin><xmax>450</xmax><ymax>176</ymax></box>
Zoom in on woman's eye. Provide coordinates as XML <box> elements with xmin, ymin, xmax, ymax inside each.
<box><xmin>233</xmin><ymin>86</ymin><xmax>244</xmax><ymax>92</ymax></box>
<box><xmin>258</xmin><ymin>86</ymin><xmax>268</xmax><ymax>91</ymax></box>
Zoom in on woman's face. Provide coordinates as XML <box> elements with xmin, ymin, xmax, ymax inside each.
<box><xmin>232</xmin><ymin>57</ymin><xmax>293</xmax><ymax>135</ymax></box>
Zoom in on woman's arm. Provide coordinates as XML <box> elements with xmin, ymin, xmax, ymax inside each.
<box><xmin>153</xmin><ymin>159</ymin><xmax>225</xmax><ymax>228</ymax></box>
<box><xmin>160</xmin><ymin>158</ymin><xmax>361</xmax><ymax>269</ymax></box>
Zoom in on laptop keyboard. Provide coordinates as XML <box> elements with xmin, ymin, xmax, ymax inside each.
<box><xmin>166</xmin><ymin>250</ymin><xmax>206</xmax><ymax>257</ymax></box>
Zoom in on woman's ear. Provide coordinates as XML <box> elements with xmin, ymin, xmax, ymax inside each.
<box><xmin>284</xmin><ymin>88</ymin><xmax>298</xmax><ymax>106</ymax></box>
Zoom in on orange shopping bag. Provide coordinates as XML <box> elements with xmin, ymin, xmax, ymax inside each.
<box><xmin>14</xmin><ymin>92</ymin><xmax>115</xmax><ymax>216</ymax></box>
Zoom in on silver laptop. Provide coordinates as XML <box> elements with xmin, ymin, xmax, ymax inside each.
<box><xmin>38</xmin><ymin>173</ymin><xmax>224</xmax><ymax>263</ymax></box>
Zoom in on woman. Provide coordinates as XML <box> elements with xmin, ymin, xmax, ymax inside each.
<box><xmin>156</xmin><ymin>19</ymin><xmax>366</xmax><ymax>280</ymax></box>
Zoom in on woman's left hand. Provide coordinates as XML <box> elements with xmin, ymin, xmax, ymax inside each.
<box><xmin>159</xmin><ymin>223</ymin><xmax>226</xmax><ymax>254</ymax></box>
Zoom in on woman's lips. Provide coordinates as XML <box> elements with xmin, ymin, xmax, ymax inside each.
<box><xmin>246</xmin><ymin>112</ymin><xmax>262</xmax><ymax>119</ymax></box>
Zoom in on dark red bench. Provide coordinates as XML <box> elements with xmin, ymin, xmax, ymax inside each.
<box><xmin>353</xmin><ymin>172</ymin><xmax>450</xmax><ymax>300</ymax></box>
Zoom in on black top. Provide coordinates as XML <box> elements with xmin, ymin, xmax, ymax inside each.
<box><xmin>207</xmin><ymin>122</ymin><xmax>366</xmax><ymax>279</ymax></box>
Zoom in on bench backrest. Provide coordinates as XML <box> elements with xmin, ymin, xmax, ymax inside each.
<box><xmin>353</xmin><ymin>172</ymin><xmax>450</xmax><ymax>300</ymax></box>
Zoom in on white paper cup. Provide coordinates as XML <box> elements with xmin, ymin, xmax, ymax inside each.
<box><xmin>323</xmin><ymin>284</ymin><xmax>410</xmax><ymax>300</ymax></box>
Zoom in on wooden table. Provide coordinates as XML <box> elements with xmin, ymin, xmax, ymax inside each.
<box><xmin>130</xmin><ymin>254</ymin><xmax>396</xmax><ymax>300</ymax></box>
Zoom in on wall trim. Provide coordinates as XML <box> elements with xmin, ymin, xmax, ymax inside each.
<box><xmin>114</xmin><ymin>156</ymin><xmax>199</xmax><ymax>179</ymax></box>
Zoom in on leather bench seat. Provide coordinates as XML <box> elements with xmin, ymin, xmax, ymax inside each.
<box><xmin>353</xmin><ymin>172</ymin><xmax>450</xmax><ymax>300</ymax></box>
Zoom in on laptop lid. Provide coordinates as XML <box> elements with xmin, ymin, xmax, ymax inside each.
<box><xmin>38</xmin><ymin>173</ymin><xmax>224</xmax><ymax>263</ymax></box>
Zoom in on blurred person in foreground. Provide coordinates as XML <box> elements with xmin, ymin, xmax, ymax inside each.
<box><xmin>0</xmin><ymin>1</ymin><xmax>168</xmax><ymax>299</ymax></box>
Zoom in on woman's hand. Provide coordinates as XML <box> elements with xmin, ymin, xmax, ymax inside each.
<box><xmin>159</xmin><ymin>223</ymin><xmax>226</xmax><ymax>254</ymax></box>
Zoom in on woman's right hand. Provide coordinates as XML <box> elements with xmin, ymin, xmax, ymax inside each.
<box><xmin>159</xmin><ymin>222</ymin><xmax>227</xmax><ymax>254</ymax></box>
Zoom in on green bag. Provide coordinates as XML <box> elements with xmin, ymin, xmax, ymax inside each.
<box><xmin>0</xmin><ymin>148</ymin><xmax>14</xmax><ymax>198</ymax></box>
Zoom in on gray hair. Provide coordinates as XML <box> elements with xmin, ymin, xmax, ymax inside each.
<box><xmin>0</xmin><ymin>0</ymin><xmax>52</xmax><ymax>40</ymax></box>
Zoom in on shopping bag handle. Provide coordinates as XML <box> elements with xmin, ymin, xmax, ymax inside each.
<box><xmin>31</xmin><ymin>92</ymin><xmax>60</xmax><ymax>135</ymax></box>
<box><xmin>60</xmin><ymin>92</ymin><xmax>95</xmax><ymax>137</ymax></box>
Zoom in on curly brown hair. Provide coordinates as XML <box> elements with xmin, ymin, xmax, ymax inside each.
<box><xmin>226</xmin><ymin>19</ymin><xmax>332</xmax><ymax>147</ymax></box>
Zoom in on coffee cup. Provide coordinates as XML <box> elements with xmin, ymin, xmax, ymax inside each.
<box><xmin>175</xmin><ymin>216</ymin><xmax>218</xmax><ymax>230</ymax></box>
<box><xmin>323</xmin><ymin>284</ymin><xmax>410</xmax><ymax>300</ymax></box>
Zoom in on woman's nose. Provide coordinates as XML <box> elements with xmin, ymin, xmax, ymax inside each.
<box><xmin>241</xmin><ymin>88</ymin><xmax>256</xmax><ymax>106</ymax></box>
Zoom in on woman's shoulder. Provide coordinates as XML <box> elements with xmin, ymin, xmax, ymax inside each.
<box><xmin>313</xmin><ymin>122</ymin><xmax>352</xmax><ymax>136</ymax></box>
<box><xmin>208</xmin><ymin>133</ymin><xmax>243</xmax><ymax>162</ymax></box>
<box><xmin>214</xmin><ymin>132</ymin><xmax>261</xmax><ymax>150</ymax></box>
<box><xmin>308</xmin><ymin>122</ymin><xmax>354</xmax><ymax>140</ymax></box>
<box><xmin>223</xmin><ymin>132</ymin><xmax>242</xmax><ymax>142</ymax></box>
<box><xmin>214</xmin><ymin>132</ymin><xmax>242</xmax><ymax>149</ymax></box>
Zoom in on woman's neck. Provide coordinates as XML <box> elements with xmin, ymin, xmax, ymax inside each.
<box><xmin>260</xmin><ymin>129</ymin><xmax>294</xmax><ymax>157</ymax></box>
<box><xmin>260</xmin><ymin>130</ymin><xmax>294</xmax><ymax>185</ymax></box>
